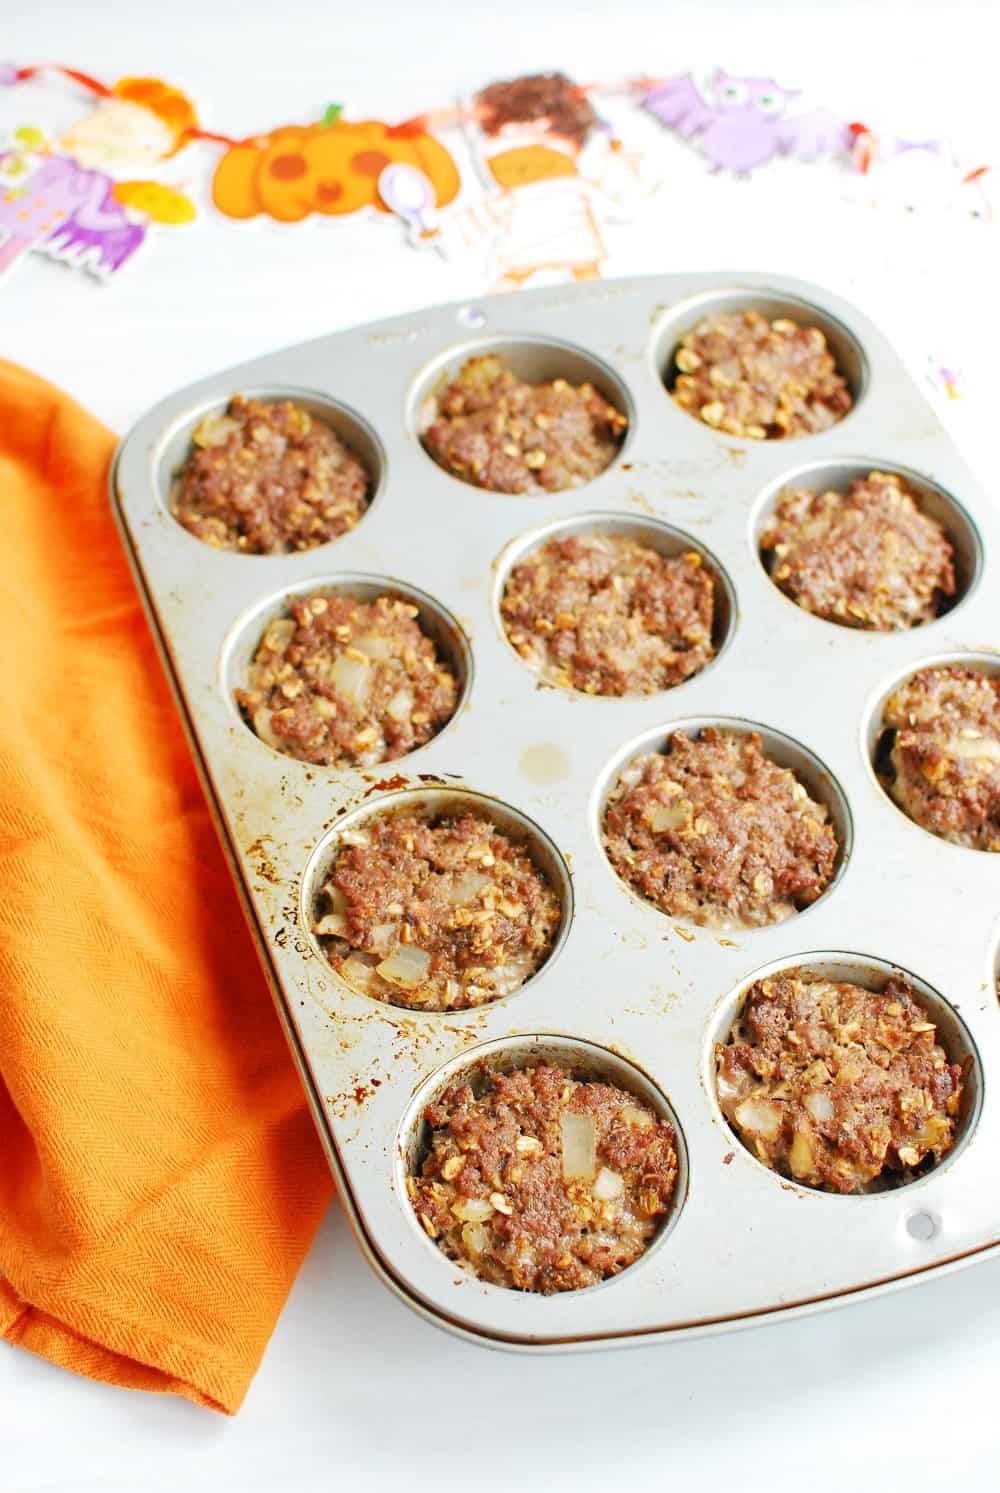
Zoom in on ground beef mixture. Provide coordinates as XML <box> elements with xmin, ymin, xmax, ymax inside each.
<box><xmin>500</xmin><ymin>533</ymin><xmax>716</xmax><ymax>695</ymax></box>
<box><xmin>313</xmin><ymin>808</ymin><xmax>562</xmax><ymax>1009</ymax></box>
<box><xmin>670</xmin><ymin>310</ymin><xmax>853</xmax><ymax>439</ymax></box>
<box><xmin>421</xmin><ymin>355</ymin><xmax>627</xmax><ymax>494</ymax></box>
<box><xmin>716</xmin><ymin>969</ymin><xmax>964</xmax><ymax>1193</ymax></box>
<box><xmin>475</xmin><ymin>73</ymin><xmax>596</xmax><ymax>147</ymax></box>
<box><xmin>878</xmin><ymin>665</ymin><xmax>1000</xmax><ymax>851</ymax></box>
<box><xmin>235</xmin><ymin>592</ymin><xmax>459</xmax><ymax>768</ymax></box>
<box><xmin>603</xmin><ymin>729</ymin><xmax>838</xmax><ymax>928</ymax></box>
<box><xmin>409</xmin><ymin>1062</ymin><xmax>679</xmax><ymax>1291</ymax></box>
<box><xmin>761</xmin><ymin>471</ymin><xmax>956</xmax><ymax>630</ymax></box>
<box><xmin>171</xmin><ymin>395</ymin><xmax>371</xmax><ymax>553</ymax></box>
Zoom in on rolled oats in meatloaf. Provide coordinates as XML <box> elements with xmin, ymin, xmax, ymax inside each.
<box><xmin>671</xmin><ymin>310</ymin><xmax>852</xmax><ymax>439</ymax></box>
<box><xmin>235</xmin><ymin>592</ymin><xmax>459</xmax><ymax>768</ymax></box>
<box><xmin>172</xmin><ymin>395</ymin><xmax>370</xmax><ymax>553</ymax></box>
<box><xmin>500</xmin><ymin>533</ymin><xmax>716</xmax><ymax>695</ymax></box>
<box><xmin>879</xmin><ymin>665</ymin><xmax>1000</xmax><ymax>851</ymax></box>
<box><xmin>603</xmin><ymin>729</ymin><xmax>838</xmax><ymax>928</ymax></box>
<box><xmin>313</xmin><ymin>808</ymin><xmax>561</xmax><ymax>1009</ymax></box>
<box><xmin>409</xmin><ymin>1062</ymin><xmax>678</xmax><ymax>1291</ymax></box>
<box><xmin>421</xmin><ymin>354</ymin><xmax>627</xmax><ymax>494</ymax></box>
<box><xmin>761</xmin><ymin>470</ymin><xmax>956</xmax><ymax>630</ymax></box>
<box><xmin>716</xmin><ymin>969</ymin><xmax>964</xmax><ymax>1193</ymax></box>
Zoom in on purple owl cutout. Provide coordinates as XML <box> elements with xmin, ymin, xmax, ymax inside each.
<box><xmin>644</xmin><ymin>68</ymin><xmax>851</xmax><ymax>175</ymax></box>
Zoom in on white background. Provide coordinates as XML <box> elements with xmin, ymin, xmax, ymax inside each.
<box><xmin>3</xmin><ymin>2</ymin><xmax>1000</xmax><ymax>1489</ymax></box>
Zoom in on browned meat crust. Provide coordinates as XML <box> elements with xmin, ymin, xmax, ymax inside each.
<box><xmin>172</xmin><ymin>395</ymin><xmax>370</xmax><ymax>553</ymax></box>
<box><xmin>670</xmin><ymin>310</ymin><xmax>853</xmax><ymax>439</ymax></box>
<box><xmin>422</xmin><ymin>355</ymin><xmax>627</xmax><ymax>494</ymax></box>
<box><xmin>500</xmin><ymin>533</ymin><xmax>716</xmax><ymax>695</ymax></box>
<box><xmin>236</xmin><ymin>591</ymin><xmax>459</xmax><ymax>768</ymax></box>
<box><xmin>409</xmin><ymin>1062</ymin><xmax>678</xmax><ymax>1291</ymax></box>
<box><xmin>879</xmin><ymin>665</ymin><xmax>1000</xmax><ymax>850</ymax></box>
<box><xmin>716</xmin><ymin>969</ymin><xmax>964</xmax><ymax>1193</ymax></box>
<box><xmin>760</xmin><ymin>471</ymin><xmax>956</xmax><ymax>630</ymax></box>
<box><xmin>603</xmin><ymin>729</ymin><xmax>838</xmax><ymax>928</ymax></box>
<box><xmin>314</xmin><ymin>808</ymin><xmax>562</xmax><ymax>1010</ymax></box>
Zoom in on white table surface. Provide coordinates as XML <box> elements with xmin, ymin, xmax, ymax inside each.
<box><xmin>3</xmin><ymin>2</ymin><xmax>999</xmax><ymax>1488</ymax></box>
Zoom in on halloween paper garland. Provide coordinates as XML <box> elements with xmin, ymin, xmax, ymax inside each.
<box><xmin>0</xmin><ymin>62</ymin><xmax>993</xmax><ymax>289</ymax></box>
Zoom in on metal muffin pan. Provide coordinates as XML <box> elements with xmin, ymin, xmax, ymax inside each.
<box><xmin>112</xmin><ymin>271</ymin><xmax>1000</xmax><ymax>1349</ymax></box>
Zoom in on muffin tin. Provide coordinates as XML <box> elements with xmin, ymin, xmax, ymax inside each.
<box><xmin>112</xmin><ymin>272</ymin><xmax>1000</xmax><ymax>1348</ymax></box>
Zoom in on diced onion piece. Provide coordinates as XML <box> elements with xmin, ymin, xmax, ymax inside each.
<box><xmin>593</xmin><ymin>1166</ymin><xmax>625</xmax><ymax>1201</ymax></box>
<box><xmin>353</xmin><ymin>633</ymin><xmax>395</xmax><ymax>661</ymax></box>
<box><xmin>252</xmin><ymin>708</ymin><xmax>283</xmax><ymax>751</ymax></box>
<box><xmin>312</xmin><ymin>696</ymin><xmax>339</xmax><ymax>720</ymax></box>
<box><xmin>193</xmin><ymin>412</ymin><xmax>238</xmax><ymax>447</ymax></box>
<box><xmin>262</xmin><ymin>617</ymin><xmax>296</xmax><ymax>653</ymax></box>
<box><xmin>645</xmin><ymin>800</ymin><xmax>690</xmax><ymax>832</ymax></box>
<box><xmin>369</xmin><ymin>921</ymin><xmax>400</xmax><ymax>955</ymax></box>
<box><xmin>734</xmin><ymin>1097</ymin><xmax>782</xmax><ymax>1140</ymax></box>
<box><xmin>560</xmin><ymin>1111</ymin><xmax>597</xmax><ymax>1180</ymax></box>
<box><xmin>446</xmin><ymin>870</ymin><xmax>491</xmax><ymax>904</ymax></box>
<box><xmin>620</xmin><ymin>1104</ymin><xmax>654</xmax><ymax>1130</ymax></box>
<box><xmin>386</xmin><ymin>688</ymin><xmax>415</xmax><ymax>724</ymax></box>
<box><xmin>949</xmin><ymin>735</ymin><xmax>1000</xmax><ymax>763</ymax></box>
<box><xmin>804</xmin><ymin>1090</ymin><xmax>835</xmax><ymax>1122</ymax></box>
<box><xmin>451</xmin><ymin>1197</ymin><xmax>494</xmax><ymax>1223</ymax></box>
<box><xmin>461</xmin><ymin>1221</ymin><xmax>490</xmax><ymax>1256</ymax></box>
<box><xmin>340</xmin><ymin>954</ymin><xmax>375</xmax><ymax>990</ymax></box>
<box><xmin>314</xmin><ymin>912</ymin><xmax>347</xmax><ymax>937</ymax></box>
<box><xmin>331</xmin><ymin>652</ymin><xmax>371</xmax><ymax>706</ymax></box>
<box><xmin>321</xmin><ymin>884</ymin><xmax>348</xmax><ymax>913</ymax></box>
<box><xmin>376</xmin><ymin>945</ymin><xmax>431</xmax><ymax>989</ymax></box>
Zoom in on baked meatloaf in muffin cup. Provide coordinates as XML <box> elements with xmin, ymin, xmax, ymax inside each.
<box><xmin>603</xmin><ymin>727</ymin><xmax>840</xmax><ymax>928</ymax></box>
<box><xmin>421</xmin><ymin>354</ymin><xmax>627</xmax><ymax>494</ymax></box>
<box><xmin>408</xmin><ymin>1060</ymin><xmax>679</xmax><ymax>1291</ymax></box>
<box><xmin>172</xmin><ymin>394</ymin><xmax>371</xmax><ymax>553</ymax></box>
<box><xmin>500</xmin><ymin>531</ymin><xmax>718</xmax><ymax>695</ymax></box>
<box><xmin>760</xmin><ymin>470</ymin><xmax>956</xmax><ymax>630</ymax></box>
<box><xmin>312</xmin><ymin>802</ymin><xmax>564</xmax><ymax>1010</ymax></box>
<box><xmin>877</xmin><ymin>664</ymin><xmax>1000</xmax><ymax>850</ymax></box>
<box><xmin>236</xmin><ymin>589</ymin><xmax>460</xmax><ymax>768</ymax></box>
<box><xmin>670</xmin><ymin>309</ymin><xmax>852</xmax><ymax>439</ymax></box>
<box><xmin>716</xmin><ymin>967</ymin><xmax>965</xmax><ymax>1193</ymax></box>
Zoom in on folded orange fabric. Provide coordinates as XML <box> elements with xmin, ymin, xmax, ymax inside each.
<box><xmin>0</xmin><ymin>360</ymin><xmax>333</xmax><ymax>1413</ymax></box>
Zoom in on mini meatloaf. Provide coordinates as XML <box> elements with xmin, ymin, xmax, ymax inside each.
<box><xmin>716</xmin><ymin>969</ymin><xmax>964</xmax><ymax>1193</ymax></box>
<box><xmin>760</xmin><ymin>471</ymin><xmax>956</xmax><ymax>630</ymax></box>
<box><xmin>670</xmin><ymin>310</ymin><xmax>853</xmax><ymax>439</ymax></box>
<box><xmin>421</xmin><ymin>355</ymin><xmax>627</xmax><ymax>494</ymax></box>
<box><xmin>313</xmin><ymin>807</ymin><xmax>562</xmax><ymax>1009</ymax></box>
<box><xmin>603</xmin><ymin>729</ymin><xmax>838</xmax><ymax>928</ymax></box>
<box><xmin>171</xmin><ymin>395</ymin><xmax>370</xmax><ymax>553</ymax></box>
<box><xmin>500</xmin><ymin>533</ymin><xmax>716</xmax><ymax>695</ymax></box>
<box><xmin>878</xmin><ymin>665</ymin><xmax>1000</xmax><ymax>851</ymax></box>
<box><xmin>409</xmin><ymin>1061</ymin><xmax>679</xmax><ymax>1291</ymax></box>
<box><xmin>235</xmin><ymin>592</ymin><xmax>459</xmax><ymax>768</ymax></box>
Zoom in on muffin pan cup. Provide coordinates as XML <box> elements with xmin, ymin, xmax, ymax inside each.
<box><xmin>112</xmin><ymin>271</ymin><xmax>1000</xmax><ymax>1351</ymax></box>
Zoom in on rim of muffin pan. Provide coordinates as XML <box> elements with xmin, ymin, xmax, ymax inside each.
<box><xmin>704</xmin><ymin>950</ymin><xmax>984</xmax><ymax>1198</ymax></box>
<box><xmin>406</xmin><ymin>334</ymin><xmax>635</xmax><ymax>493</ymax></box>
<box><xmin>750</xmin><ymin>457</ymin><xmax>984</xmax><ymax>630</ymax></box>
<box><xmin>219</xmin><ymin>571</ymin><xmax>473</xmax><ymax>767</ymax></box>
<box><xmin>593</xmin><ymin>716</ymin><xmax>854</xmax><ymax>932</ymax></box>
<box><xmin>155</xmin><ymin>385</ymin><xmax>386</xmax><ymax>554</ymax></box>
<box><xmin>299</xmin><ymin>786</ymin><xmax>574</xmax><ymax>1016</ymax></box>
<box><xmin>395</xmin><ymin>1032</ymin><xmax>690</xmax><ymax>1293</ymax></box>
<box><xmin>650</xmin><ymin>287</ymin><xmax>869</xmax><ymax>443</ymax></box>
<box><xmin>491</xmin><ymin>510</ymin><xmax>738</xmax><ymax>698</ymax></box>
<box><xmin>863</xmin><ymin>649</ymin><xmax>1000</xmax><ymax>851</ymax></box>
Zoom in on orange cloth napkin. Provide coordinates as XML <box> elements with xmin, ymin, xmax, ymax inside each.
<box><xmin>0</xmin><ymin>361</ymin><xmax>333</xmax><ymax>1414</ymax></box>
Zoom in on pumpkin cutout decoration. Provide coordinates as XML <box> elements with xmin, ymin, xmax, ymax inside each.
<box><xmin>212</xmin><ymin>116</ymin><xmax>460</xmax><ymax>222</ymax></box>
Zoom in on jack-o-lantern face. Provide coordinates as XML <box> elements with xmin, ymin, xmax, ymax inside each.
<box><xmin>212</xmin><ymin>118</ymin><xmax>461</xmax><ymax>223</ymax></box>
